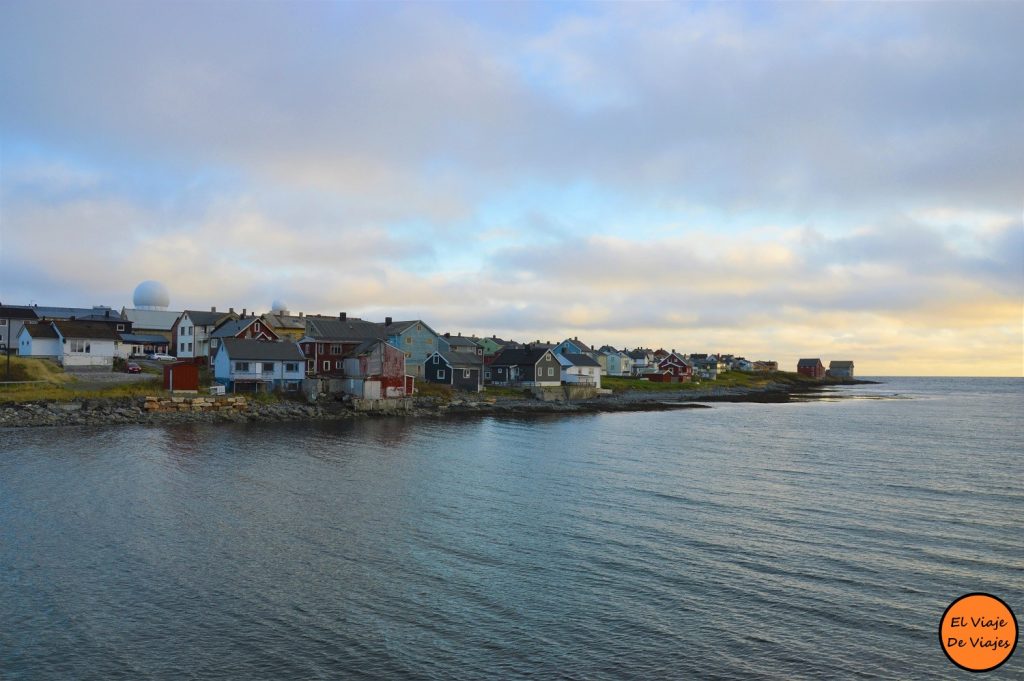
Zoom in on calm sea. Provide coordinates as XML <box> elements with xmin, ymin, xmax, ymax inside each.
<box><xmin>1</xmin><ymin>377</ymin><xmax>1022</xmax><ymax>679</ymax></box>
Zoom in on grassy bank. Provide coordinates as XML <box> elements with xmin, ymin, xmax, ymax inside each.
<box><xmin>602</xmin><ymin>371</ymin><xmax>820</xmax><ymax>393</ymax></box>
<box><xmin>0</xmin><ymin>357</ymin><xmax>164</xmax><ymax>403</ymax></box>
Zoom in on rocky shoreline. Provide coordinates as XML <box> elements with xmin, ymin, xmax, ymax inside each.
<box><xmin>0</xmin><ymin>378</ymin><xmax>877</xmax><ymax>429</ymax></box>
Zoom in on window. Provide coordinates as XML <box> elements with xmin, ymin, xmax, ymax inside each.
<box><xmin>405</xmin><ymin>352</ymin><xmax>411</xmax><ymax>358</ymax></box>
<box><xmin>306</xmin><ymin>360</ymin><xmax>314</xmax><ymax>372</ymax></box>
<box><xmin>0</xmin><ymin>319</ymin><xmax>6</xmax><ymax>326</ymax></box>
<box><xmin>285</xmin><ymin>381</ymin><xmax>299</xmax><ymax>392</ymax></box>
<box><xmin>262</xmin><ymin>362</ymin><xmax>274</xmax><ymax>373</ymax></box>
<box><xmin>211</xmin><ymin>338</ymin><xmax>219</xmax><ymax>347</ymax></box>
<box><xmin>180</xmin><ymin>342</ymin><xmax>185</xmax><ymax>352</ymax></box>
<box><xmin>437</xmin><ymin>369</ymin><xmax>446</xmax><ymax>379</ymax></box>
<box><xmin>322</xmin><ymin>360</ymin><xmax>330</xmax><ymax>371</ymax></box>
<box><xmin>116</xmin><ymin>324</ymin><xmax>124</xmax><ymax>331</ymax></box>
<box><xmin>235</xmin><ymin>362</ymin><xmax>250</xmax><ymax>372</ymax></box>
<box><xmin>335</xmin><ymin>360</ymin><xmax>342</xmax><ymax>369</ymax></box>
<box><xmin>254</xmin><ymin>322</ymin><xmax>261</xmax><ymax>332</ymax></box>
<box><xmin>69</xmin><ymin>339</ymin><xmax>90</xmax><ymax>353</ymax></box>
<box><xmin>330</xmin><ymin>344</ymin><xmax>342</xmax><ymax>354</ymax></box>
<box><xmin>187</xmin><ymin>343</ymin><xmax>193</xmax><ymax>352</ymax></box>
<box><xmin>285</xmin><ymin>362</ymin><xmax>298</xmax><ymax>372</ymax></box>
<box><xmin>318</xmin><ymin>344</ymin><xmax>325</xmax><ymax>354</ymax></box>
<box><xmin>426</xmin><ymin>337</ymin><xmax>432</xmax><ymax>345</ymax></box>
<box><xmin>416</xmin><ymin>324</ymin><xmax>422</xmax><ymax>331</ymax></box>
<box><xmin>485</xmin><ymin>370</ymin><xmax>491</xmax><ymax>379</ymax></box>
<box><xmin>463</xmin><ymin>369</ymin><xmax>470</xmax><ymax>379</ymax></box>
<box><xmin>547</xmin><ymin>366</ymin><xmax>554</xmax><ymax>377</ymax></box>
<box><xmin>405</xmin><ymin>337</ymin><xmax>412</xmax><ymax>344</ymax></box>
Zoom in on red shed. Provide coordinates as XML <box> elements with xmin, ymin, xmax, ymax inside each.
<box><xmin>163</xmin><ymin>361</ymin><xmax>200</xmax><ymax>392</ymax></box>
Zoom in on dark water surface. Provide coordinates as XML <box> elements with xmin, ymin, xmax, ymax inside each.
<box><xmin>2</xmin><ymin>378</ymin><xmax>1022</xmax><ymax>679</ymax></box>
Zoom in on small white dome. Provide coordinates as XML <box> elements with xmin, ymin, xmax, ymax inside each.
<box><xmin>133</xmin><ymin>280</ymin><xmax>170</xmax><ymax>309</ymax></box>
<box><xmin>271</xmin><ymin>299</ymin><xmax>289</xmax><ymax>314</ymax></box>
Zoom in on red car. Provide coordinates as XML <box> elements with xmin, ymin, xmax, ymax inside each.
<box><xmin>126</xmin><ymin>362</ymin><xmax>142</xmax><ymax>374</ymax></box>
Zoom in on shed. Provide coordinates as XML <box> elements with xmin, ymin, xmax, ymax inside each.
<box><xmin>163</xmin><ymin>361</ymin><xmax>199</xmax><ymax>392</ymax></box>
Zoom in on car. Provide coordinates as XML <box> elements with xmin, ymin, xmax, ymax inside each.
<box><xmin>149</xmin><ymin>353</ymin><xmax>175</xmax><ymax>361</ymax></box>
<box><xmin>126</xmin><ymin>362</ymin><xmax>142</xmax><ymax>374</ymax></box>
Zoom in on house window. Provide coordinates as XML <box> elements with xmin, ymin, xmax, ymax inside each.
<box><xmin>330</xmin><ymin>344</ymin><xmax>342</xmax><ymax>354</ymax></box>
<box><xmin>463</xmin><ymin>369</ymin><xmax>470</xmax><ymax>379</ymax></box>
<box><xmin>285</xmin><ymin>362</ymin><xmax>298</xmax><ymax>372</ymax></box>
<box><xmin>426</xmin><ymin>337</ymin><xmax>432</xmax><ymax>345</ymax></box>
<box><xmin>187</xmin><ymin>343</ymin><xmax>193</xmax><ymax>352</ymax></box>
<box><xmin>235</xmin><ymin>362</ymin><xmax>250</xmax><ymax>372</ymax></box>
<box><xmin>322</xmin><ymin>360</ymin><xmax>330</xmax><ymax>371</ymax></box>
<box><xmin>180</xmin><ymin>342</ymin><xmax>185</xmax><ymax>352</ymax></box>
<box><xmin>211</xmin><ymin>338</ymin><xmax>219</xmax><ymax>348</ymax></box>
<box><xmin>254</xmin><ymin>322</ymin><xmax>261</xmax><ymax>332</ymax></box>
<box><xmin>318</xmin><ymin>344</ymin><xmax>325</xmax><ymax>354</ymax></box>
<box><xmin>416</xmin><ymin>324</ymin><xmax>422</xmax><ymax>331</ymax></box>
<box><xmin>405</xmin><ymin>352</ymin><xmax>411</xmax><ymax>358</ymax></box>
<box><xmin>69</xmin><ymin>339</ymin><xmax>90</xmax><ymax>353</ymax></box>
<box><xmin>437</xmin><ymin>369</ymin><xmax>445</xmax><ymax>379</ymax></box>
<box><xmin>547</xmin><ymin>366</ymin><xmax>554</xmax><ymax>377</ymax></box>
<box><xmin>262</xmin><ymin>362</ymin><xmax>274</xmax><ymax>373</ymax></box>
<box><xmin>116</xmin><ymin>324</ymin><xmax>124</xmax><ymax>331</ymax></box>
<box><xmin>306</xmin><ymin>360</ymin><xmax>313</xmax><ymax>371</ymax></box>
<box><xmin>335</xmin><ymin>360</ymin><xmax>342</xmax><ymax>369</ymax></box>
<box><xmin>285</xmin><ymin>381</ymin><xmax>298</xmax><ymax>392</ymax></box>
<box><xmin>0</xmin><ymin>319</ymin><xmax>6</xmax><ymax>326</ymax></box>
<box><xmin>485</xmin><ymin>370</ymin><xmax>491</xmax><ymax>379</ymax></box>
<box><xmin>405</xmin><ymin>337</ymin><xmax>412</xmax><ymax>344</ymax></box>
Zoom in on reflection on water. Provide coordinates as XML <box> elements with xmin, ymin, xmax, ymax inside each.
<box><xmin>1</xmin><ymin>377</ymin><xmax>1021</xmax><ymax>679</ymax></box>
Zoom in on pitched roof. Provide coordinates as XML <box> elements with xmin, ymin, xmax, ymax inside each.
<box><xmin>183</xmin><ymin>309</ymin><xmax>234</xmax><ymax>327</ymax></box>
<box><xmin>439</xmin><ymin>350</ymin><xmax>483</xmax><ymax>368</ymax></box>
<box><xmin>121</xmin><ymin>308</ymin><xmax>182</xmax><ymax>331</ymax></box>
<box><xmin>261</xmin><ymin>312</ymin><xmax>309</xmax><ymax>330</ymax></box>
<box><xmin>829</xmin><ymin>360</ymin><xmax>855</xmax><ymax>368</ymax></box>
<box><xmin>210</xmin><ymin>317</ymin><xmax>260</xmax><ymax>338</ymax></box>
<box><xmin>564</xmin><ymin>353</ymin><xmax>601</xmax><ymax>367</ymax></box>
<box><xmin>27</xmin><ymin>305</ymin><xmax>116</xmax><ymax>320</ymax></box>
<box><xmin>559</xmin><ymin>338</ymin><xmax>594</xmax><ymax>352</ymax></box>
<box><xmin>220</xmin><ymin>338</ymin><xmax>305</xmax><ymax>361</ymax></box>
<box><xmin>20</xmin><ymin>322</ymin><xmax>58</xmax><ymax>339</ymax></box>
<box><xmin>443</xmin><ymin>335</ymin><xmax>480</xmax><ymax>350</ymax></box>
<box><xmin>305</xmin><ymin>318</ymin><xmax>386</xmax><ymax>341</ymax></box>
<box><xmin>490</xmin><ymin>347</ymin><xmax>553</xmax><ymax>366</ymax></box>
<box><xmin>53</xmin><ymin>320</ymin><xmax>122</xmax><ymax>340</ymax></box>
<box><xmin>118</xmin><ymin>333</ymin><xmax>170</xmax><ymax>344</ymax></box>
<box><xmin>797</xmin><ymin>358</ymin><xmax>823</xmax><ymax>366</ymax></box>
<box><xmin>0</xmin><ymin>305</ymin><xmax>39</xmax><ymax>320</ymax></box>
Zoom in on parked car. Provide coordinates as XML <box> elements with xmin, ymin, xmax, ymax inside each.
<box><xmin>148</xmin><ymin>353</ymin><xmax>175</xmax><ymax>361</ymax></box>
<box><xmin>126</xmin><ymin>362</ymin><xmax>142</xmax><ymax>374</ymax></box>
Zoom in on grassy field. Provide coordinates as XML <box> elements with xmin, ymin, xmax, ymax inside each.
<box><xmin>0</xmin><ymin>356</ymin><xmax>164</xmax><ymax>402</ymax></box>
<box><xmin>602</xmin><ymin>371</ymin><xmax>812</xmax><ymax>393</ymax></box>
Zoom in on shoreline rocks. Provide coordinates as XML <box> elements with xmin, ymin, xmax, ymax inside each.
<box><xmin>0</xmin><ymin>378</ymin><xmax>876</xmax><ymax>429</ymax></box>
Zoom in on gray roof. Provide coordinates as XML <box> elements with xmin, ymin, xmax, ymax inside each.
<box><xmin>119</xmin><ymin>333</ymin><xmax>170</xmax><ymax>344</ymax></box>
<box><xmin>490</xmin><ymin>347</ymin><xmax>553</xmax><ymax>367</ymax></box>
<box><xmin>121</xmin><ymin>308</ymin><xmax>182</xmax><ymax>331</ymax></box>
<box><xmin>210</xmin><ymin>318</ymin><xmax>260</xmax><ymax>338</ymax></box>
<box><xmin>829</xmin><ymin>360</ymin><xmax>855</xmax><ymax>368</ymax></box>
<box><xmin>443</xmin><ymin>335</ymin><xmax>480</xmax><ymax>350</ymax></box>
<box><xmin>183</xmin><ymin>309</ymin><xmax>235</xmax><ymax>327</ymax></box>
<box><xmin>798</xmin><ymin>358</ymin><xmax>823</xmax><ymax>366</ymax></box>
<box><xmin>438</xmin><ymin>350</ymin><xmax>483</xmax><ymax>368</ymax></box>
<box><xmin>220</xmin><ymin>338</ymin><xmax>305</xmax><ymax>361</ymax></box>
<box><xmin>29</xmin><ymin>305</ymin><xmax>115</xmax><ymax>320</ymax></box>
<box><xmin>306</xmin><ymin>318</ymin><xmax>386</xmax><ymax>341</ymax></box>
<box><xmin>564</xmin><ymin>353</ymin><xmax>601</xmax><ymax>367</ymax></box>
<box><xmin>262</xmin><ymin>312</ymin><xmax>309</xmax><ymax>330</ymax></box>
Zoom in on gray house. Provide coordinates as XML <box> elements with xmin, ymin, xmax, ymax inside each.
<box><xmin>829</xmin><ymin>360</ymin><xmax>855</xmax><ymax>378</ymax></box>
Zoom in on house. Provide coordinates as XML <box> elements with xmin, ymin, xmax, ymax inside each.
<box><xmin>797</xmin><ymin>358</ymin><xmax>826</xmax><ymax>379</ymax></box>
<box><xmin>17</xmin><ymin>323</ymin><xmax>61</xmax><ymax>359</ymax></box>
<box><xmin>302</xmin><ymin>315</ymin><xmax>386</xmax><ymax>377</ymax></box>
<box><xmin>120</xmin><ymin>307</ymin><xmax>181</xmax><ymax>343</ymax></box>
<box><xmin>596</xmin><ymin>345</ymin><xmax>622</xmax><ymax>376</ymax></box>
<box><xmin>733</xmin><ymin>358</ymin><xmax>754</xmax><ymax>372</ymax></box>
<box><xmin>116</xmin><ymin>333</ymin><xmax>171</xmax><ymax>358</ymax></box>
<box><xmin>561</xmin><ymin>353</ymin><xmax>602</xmax><ymax>388</ymax></box>
<box><xmin>340</xmin><ymin>339</ymin><xmax>410</xmax><ymax>398</ymax></box>
<box><xmin>828</xmin><ymin>360</ymin><xmax>855</xmax><ymax>378</ymax></box>
<box><xmin>209</xmin><ymin>315</ymin><xmax>281</xmax><ymax>363</ymax></box>
<box><xmin>441</xmin><ymin>333</ymin><xmax>485</xmax><ymax>357</ymax></box>
<box><xmin>262</xmin><ymin>309</ymin><xmax>321</xmax><ymax>341</ymax></box>
<box><xmin>552</xmin><ymin>337</ymin><xmax>595</xmax><ymax>358</ymax></box>
<box><xmin>1</xmin><ymin>305</ymin><xmax>39</xmax><ymax>354</ymax></box>
<box><xmin>381</xmin><ymin>318</ymin><xmax>449</xmax><ymax>378</ymax></box>
<box><xmin>27</xmin><ymin>304</ymin><xmax>117</xmax><ymax>322</ymax></box>
<box><xmin>53</xmin><ymin>321</ymin><xmax>121</xmax><ymax>369</ymax></box>
<box><xmin>172</xmin><ymin>308</ymin><xmax>238</xmax><ymax>360</ymax></box>
<box><xmin>650</xmin><ymin>352</ymin><xmax>692</xmax><ymax>383</ymax></box>
<box><xmin>213</xmin><ymin>338</ymin><xmax>305</xmax><ymax>393</ymax></box>
<box><xmin>424</xmin><ymin>350</ymin><xmax>484</xmax><ymax>392</ymax></box>
<box><xmin>627</xmin><ymin>348</ymin><xmax>655</xmax><ymax>375</ymax></box>
<box><xmin>691</xmin><ymin>356</ymin><xmax>719</xmax><ymax>380</ymax></box>
<box><xmin>476</xmin><ymin>336</ymin><xmax>515</xmax><ymax>357</ymax></box>
<box><xmin>486</xmin><ymin>346</ymin><xmax>562</xmax><ymax>387</ymax></box>
<box><xmin>753</xmin><ymin>360</ymin><xmax>779</xmax><ymax>372</ymax></box>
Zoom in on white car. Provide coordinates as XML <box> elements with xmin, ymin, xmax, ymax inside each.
<box><xmin>147</xmin><ymin>352</ymin><xmax>175</xmax><ymax>361</ymax></box>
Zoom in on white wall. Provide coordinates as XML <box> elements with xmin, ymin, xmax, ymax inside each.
<box><xmin>61</xmin><ymin>338</ymin><xmax>116</xmax><ymax>367</ymax></box>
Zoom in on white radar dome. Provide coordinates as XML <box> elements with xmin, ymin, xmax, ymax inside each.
<box><xmin>271</xmin><ymin>300</ymin><xmax>289</xmax><ymax>314</ymax></box>
<box><xmin>133</xmin><ymin>280</ymin><xmax>170</xmax><ymax>309</ymax></box>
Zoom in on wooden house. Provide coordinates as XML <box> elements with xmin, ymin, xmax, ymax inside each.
<box><xmin>209</xmin><ymin>315</ymin><xmax>280</xmax><ymax>363</ymax></box>
<box><xmin>561</xmin><ymin>353</ymin><xmax>602</xmax><ymax>388</ymax></box>
<box><xmin>381</xmin><ymin>318</ymin><xmax>449</xmax><ymax>378</ymax></box>
<box><xmin>301</xmin><ymin>315</ymin><xmax>385</xmax><ymax>377</ymax></box>
<box><xmin>17</xmin><ymin>322</ymin><xmax>61</xmax><ymax>359</ymax></box>
<box><xmin>172</xmin><ymin>308</ymin><xmax>238</xmax><ymax>361</ymax></box>
<box><xmin>486</xmin><ymin>346</ymin><xmax>562</xmax><ymax>387</ymax></box>
<box><xmin>424</xmin><ymin>350</ymin><xmax>484</xmax><ymax>392</ymax></box>
<box><xmin>797</xmin><ymin>358</ymin><xmax>826</xmax><ymax>379</ymax></box>
<box><xmin>213</xmin><ymin>338</ymin><xmax>305</xmax><ymax>393</ymax></box>
<box><xmin>828</xmin><ymin>360</ymin><xmax>855</xmax><ymax>378</ymax></box>
<box><xmin>341</xmin><ymin>339</ymin><xmax>409</xmax><ymax>399</ymax></box>
<box><xmin>649</xmin><ymin>352</ymin><xmax>692</xmax><ymax>383</ymax></box>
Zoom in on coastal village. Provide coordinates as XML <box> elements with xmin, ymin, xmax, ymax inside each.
<box><xmin>2</xmin><ymin>280</ymin><xmax>855</xmax><ymax>403</ymax></box>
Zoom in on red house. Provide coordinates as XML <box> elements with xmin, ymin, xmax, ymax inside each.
<box><xmin>342</xmin><ymin>339</ymin><xmax>409</xmax><ymax>398</ymax></box>
<box><xmin>300</xmin><ymin>316</ymin><xmax>385</xmax><ymax>377</ymax></box>
<box><xmin>648</xmin><ymin>352</ymin><xmax>692</xmax><ymax>383</ymax></box>
<box><xmin>797</xmin><ymin>358</ymin><xmax>826</xmax><ymax>379</ymax></box>
<box><xmin>208</xmin><ymin>316</ymin><xmax>280</xmax><ymax>364</ymax></box>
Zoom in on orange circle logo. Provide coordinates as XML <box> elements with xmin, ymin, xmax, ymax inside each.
<box><xmin>940</xmin><ymin>593</ymin><xmax>1018</xmax><ymax>672</ymax></box>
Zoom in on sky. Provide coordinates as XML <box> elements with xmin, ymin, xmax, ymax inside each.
<box><xmin>1</xmin><ymin>1</ymin><xmax>1022</xmax><ymax>376</ymax></box>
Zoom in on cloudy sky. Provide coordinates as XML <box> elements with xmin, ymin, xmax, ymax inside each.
<box><xmin>1</xmin><ymin>1</ymin><xmax>1021</xmax><ymax>375</ymax></box>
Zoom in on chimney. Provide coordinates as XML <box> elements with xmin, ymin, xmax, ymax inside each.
<box><xmin>211</xmin><ymin>306</ymin><xmax>216</xmax><ymax>312</ymax></box>
<box><xmin>444</xmin><ymin>332</ymin><xmax>450</xmax><ymax>338</ymax></box>
<box><xmin>299</xmin><ymin>312</ymin><xmax>304</xmax><ymax>318</ymax></box>
<box><xmin>385</xmin><ymin>316</ymin><xmax>392</xmax><ymax>326</ymax></box>
<box><xmin>229</xmin><ymin>307</ymin><xmax>235</xmax><ymax>314</ymax></box>
<box><xmin>242</xmin><ymin>308</ymin><xmax>247</xmax><ymax>317</ymax></box>
<box><xmin>340</xmin><ymin>312</ymin><xmax>346</xmax><ymax>321</ymax></box>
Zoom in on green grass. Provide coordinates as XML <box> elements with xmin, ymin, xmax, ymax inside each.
<box><xmin>483</xmin><ymin>385</ymin><xmax>532</xmax><ymax>399</ymax></box>
<box><xmin>602</xmin><ymin>370</ymin><xmax>813</xmax><ymax>393</ymax></box>
<box><xmin>0</xmin><ymin>356</ymin><xmax>167</xmax><ymax>402</ymax></box>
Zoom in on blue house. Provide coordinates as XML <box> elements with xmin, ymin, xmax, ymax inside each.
<box><xmin>213</xmin><ymin>338</ymin><xmax>305</xmax><ymax>393</ymax></box>
<box><xmin>382</xmin><ymin>318</ymin><xmax>449</xmax><ymax>378</ymax></box>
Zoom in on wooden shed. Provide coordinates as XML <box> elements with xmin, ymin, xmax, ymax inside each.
<box><xmin>163</xmin><ymin>361</ymin><xmax>199</xmax><ymax>392</ymax></box>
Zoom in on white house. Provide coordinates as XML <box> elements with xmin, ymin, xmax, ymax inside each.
<box><xmin>17</xmin><ymin>323</ymin><xmax>61</xmax><ymax>358</ymax></box>
<box><xmin>172</xmin><ymin>308</ymin><xmax>238</xmax><ymax>360</ymax></box>
<box><xmin>561</xmin><ymin>353</ymin><xmax>602</xmax><ymax>388</ymax></box>
<box><xmin>52</xmin><ymin>321</ymin><xmax>120</xmax><ymax>369</ymax></box>
<box><xmin>214</xmin><ymin>338</ymin><xmax>305</xmax><ymax>392</ymax></box>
